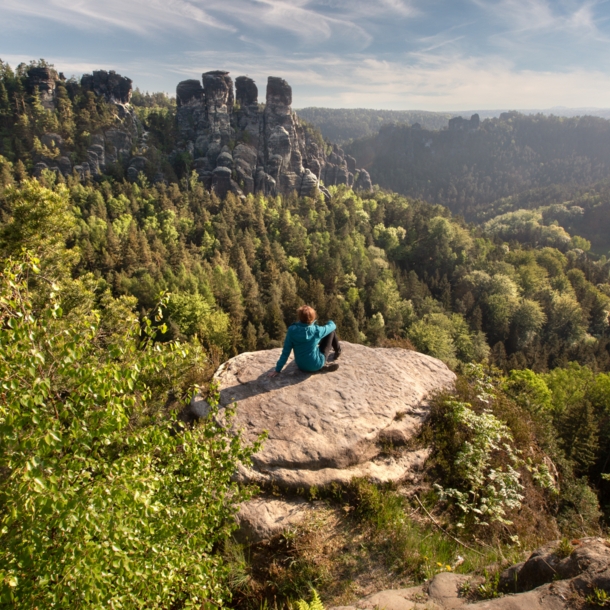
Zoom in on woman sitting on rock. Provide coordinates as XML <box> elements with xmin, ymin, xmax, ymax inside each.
<box><xmin>268</xmin><ymin>305</ymin><xmax>341</xmax><ymax>377</ymax></box>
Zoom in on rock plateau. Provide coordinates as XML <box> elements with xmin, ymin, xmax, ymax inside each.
<box><xmin>186</xmin><ymin>342</ymin><xmax>456</xmax><ymax>541</ymax></box>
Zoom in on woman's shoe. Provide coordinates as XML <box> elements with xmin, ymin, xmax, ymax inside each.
<box><xmin>323</xmin><ymin>362</ymin><xmax>340</xmax><ymax>372</ymax></box>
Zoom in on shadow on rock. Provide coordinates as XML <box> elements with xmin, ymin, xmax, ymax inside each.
<box><xmin>218</xmin><ymin>359</ymin><xmax>312</xmax><ymax>406</ymax></box>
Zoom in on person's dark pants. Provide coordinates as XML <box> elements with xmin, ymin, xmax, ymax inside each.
<box><xmin>318</xmin><ymin>331</ymin><xmax>340</xmax><ymax>362</ymax></box>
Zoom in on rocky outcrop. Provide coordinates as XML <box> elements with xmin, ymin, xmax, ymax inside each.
<box><xmin>187</xmin><ymin>342</ymin><xmax>454</xmax><ymax>542</ymax></box>
<box><xmin>174</xmin><ymin>72</ymin><xmax>373</xmax><ymax>198</ymax></box>
<box><xmin>176</xmin><ymin>79</ymin><xmax>204</xmax><ymax>107</ymax></box>
<box><xmin>448</xmin><ymin>114</ymin><xmax>480</xmax><ymax>131</ymax></box>
<box><xmin>235</xmin><ymin>497</ymin><xmax>314</xmax><ymax>543</ymax></box>
<box><xmin>354</xmin><ymin>168</ymin><xmax>373</xmax><ymax>191</ymax></box>
<box><xmin>330</xmin><ymin>537</ymin><xmax>610</xmax><ymax>609</ymax></box>
<box><xmin>81</xmin><ymin>70</ymin><xmax>133</xmax><ymax>105</ymax></box>
<box><xmin>33</xmin><ymin>68</ymin><xmax>138</xmax><ymax>179</ymax></box>
<box><xmin>26</xmin><ymin>66</ymin><xmax>58</xmax><ymax>110</ymax></box>
<box><xmin>205</xmin><ymin>342</ymin><xmax>454</xmax><ymax>491</ymax></box>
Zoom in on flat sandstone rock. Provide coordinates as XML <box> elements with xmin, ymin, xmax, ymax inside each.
<box><xmin>210</xmin><ymin>342</ymin><xmax>455</xmax><ymax>489</ymax></box>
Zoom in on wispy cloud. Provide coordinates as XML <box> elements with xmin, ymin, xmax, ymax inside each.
<box><xmin>2</xmin><ymin>0</ymin><xmax>610</xmax><ymax>109</ymax></box>
<box><xmin>1</xmin><ymin>0</ymin><xmax>234</xmax><ymax>35</ymax></box>
<box><xmin>205</xmin><ymin>0</ymin><xmax>374</xmax><ymax>48</ymax></box>
<box><xmin>378</xmin><ymin>0</ymin><xmax>417</xmax><ymax>17</ymax></box>
<box><xmin>472</xmin><ymin>0</ymin><xmax>603</xmax><ymax>35</ymax></box>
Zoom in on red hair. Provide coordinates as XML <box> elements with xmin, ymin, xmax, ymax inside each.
<box><xmin>297</xmin><ymin>305</ymin><xmax>316</xmax><ymax>324</ymax></box>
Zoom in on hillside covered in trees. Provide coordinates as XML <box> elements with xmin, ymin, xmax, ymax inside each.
<box><xmin>297</xmin><ymin>107</ymin><xmax>610</xmax><ymax>146</ymax></box>
<box><xmin>2</xmin><ymin>58</ymin><xmax>610</xmax><ymax>608</ymax></box>
<box><xmin>345</xmin><ymin>113</ymin><xmax>610</xmax><ymax>241</ymax></box>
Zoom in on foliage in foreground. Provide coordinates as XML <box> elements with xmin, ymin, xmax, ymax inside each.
<box><xmin>296</xmin><ymin>589</ymin><xmax>326</xmax><ymax>610</ymax></box>
<box><xmin>434</xmin><ymin>365</ymin><xmax>557</xmax><ymax>528</ymax></box>
<box><xmin>0</xmin><ymin>256</ymin><xmax>258</xmax><ymax>608</ymax></box>
<box><xmin>226</xmin><ymin>475</ymin><xmax>524</xmax><ymax>610</ymax></box>
<box><xmin>428</xmin><ymin>365</ymin><xmax>603</xmax><ymax>539</ymax></box>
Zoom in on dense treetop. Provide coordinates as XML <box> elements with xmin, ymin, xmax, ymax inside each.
<box><xmin>346</xmin><ymin>113</ymin><xmax>610</xmax><ymax>243</ymax></box>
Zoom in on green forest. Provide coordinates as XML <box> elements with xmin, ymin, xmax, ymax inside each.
<box><xmin>297</xmin><ymin>107</ymin><xmax>610</xmax><ymax>146</ymax></box>
<box><xmin>346</xmin><ymin>113</ymin><xmax>610</xmax><ymax>246</ymax></box>
<box><xmin>2</xmin><ymin>59</ymin><xmax>610</xmax><ymax>608</ymax></box>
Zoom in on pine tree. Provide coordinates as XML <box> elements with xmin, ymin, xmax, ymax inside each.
<box><xmin>558</xmin><ymin>400</ymin><xmax>599</xmax><ymax>474</ymax></box>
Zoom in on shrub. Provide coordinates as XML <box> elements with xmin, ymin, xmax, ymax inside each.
<box><xmin>0</xmin><ymin>255</ymin><xmax>259</xmax><ymax>608</ymax></box>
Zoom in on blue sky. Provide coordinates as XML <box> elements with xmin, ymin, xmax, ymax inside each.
<box><xmin>1</xmin><ymin>0</ymin><xmax>610</xmax><ymax>110</ymax></box>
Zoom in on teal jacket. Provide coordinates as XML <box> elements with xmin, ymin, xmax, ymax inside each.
<box><xmin>275</xmin><ymin>320</ymin><xmax>336</xmax><ymax>373</ymax></box>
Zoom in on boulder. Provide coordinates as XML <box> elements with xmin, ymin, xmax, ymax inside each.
<box><xmin>205</xmin><ymin>342</ymin><xmax>455</xmax><ymax>490</ymax></box>
<box><xmin>216</xmin><ymin>151</ymin><xmax>233</xmax><ymax>169</ymax></box>
<box><xmin>298</xmin><ymin>168</ymin><xmax>319</xmax><ymax>197</ymax></box>
<box><xmin>88</xmin><ymin>144</ymin><xmax>105</xmax><ymax>170</ymax></box>
<box><xmin>499</xmin><ymin>537</ymin><xmax>610</xmax><ymax>593</ymax></box>
<box><xmin>354</xmin><ymin>169</ymin><xmax>373</xmax><ymax>192</ymax></box>
<box><xmin>212</xmin><ymin>166</ymin><xmax>232</xmax><ymax>199</ymax></box>
<box><xmin>236</xmin><ymin>76</ymin><xmax>258</xmax><ymax>107</ymax></box>
<box><xmin>266</xmin><ymin>76</ymin><xmax>292</xmax><ymax>108</ymax></box>
<box><xmin>234</xmin><ymin>143</ymin><xmax>258</xmax><ymax>168</ymax></box>
<box><xmin>235</xmin><ymin>497</ymin><xmax>314</xmax><ymax>543</ymax></box>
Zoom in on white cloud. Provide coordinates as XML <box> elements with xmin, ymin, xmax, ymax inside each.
<box><xmin>205</xmin><ymin>0</ymin><xmax>374</xmax><ymax>48</ymax></box>
<box><xmin>1</xmin><ymin>0</ymin><xmax>378</xmax><ymax>47</ymax></box>
<box><xmin>2</xmin><ymin>0</ymin><xmax>610</xmax><ymax>110</ymax></box>
<box><xmin>378</xmin><ymin>0</ymin><xmax>417</xmax><ymax>17</ymax></box>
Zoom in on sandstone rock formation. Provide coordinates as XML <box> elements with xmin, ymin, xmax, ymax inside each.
<box><xmin>27</xmin><ymin>63</ymin><xmax>372</xmax><ymax>194</ymax></box>
<box><xmin>26</xmin><ymin>66</ymin><xmax>58</xmax><ymax>110</ymax></box>
<box><xmin>207</xmin><ymin>342</ymin><xmax>455</xmax><ymax>490</ymax></box>
<box><xmin>34</xmin><ymin>69</ymin><xmax>138</xmax><ymax>179</ymax></box>
<box><xmin>330</xmin><ymin>537</ymin><xmax>610</xmax><ymax>609</ymax></box>
<box><xmin>234</xmin><ymin>497</ymin><xmax>315</xmax><ymax>543</ymax></box>
<box><xmin>81</xmin><ymin>70</ymin><xmax>133</xmax><ymax>105</ymax></box>
<box><xmin>175</xmin><ymin>72</ymin><xmax>373</xmax><ymax>197</ymax></box>
<box><xmin>186</xmin><ymin>342</ymin><xmax>455</xmax><ymax>541</ymax></box>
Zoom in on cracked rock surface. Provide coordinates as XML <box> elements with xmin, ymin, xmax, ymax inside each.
<box><xmin>211</xmin><ymin>342</ymin><xmax>455</xmax><ymax>490</ymax></box>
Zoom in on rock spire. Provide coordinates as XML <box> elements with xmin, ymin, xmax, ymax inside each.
<box><xmin>175</xmin><ymin>71</ymin><xmax>372</xmax><ymax>199</ymax></box>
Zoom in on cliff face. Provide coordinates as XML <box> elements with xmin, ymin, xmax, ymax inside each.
<box><xmin>28</xmin><ymin>68</ymin><xmax>139</xmax><ymax>180</ymax></box>
<box><xmin>25</xmin><ymin>65</ymin><xmax>372</xmax><ymax>198</ymax></box>
<box><xmin>175</xmin><ymin>71</ymin><xmax>372</xmax><ymax>199</ymax></box>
